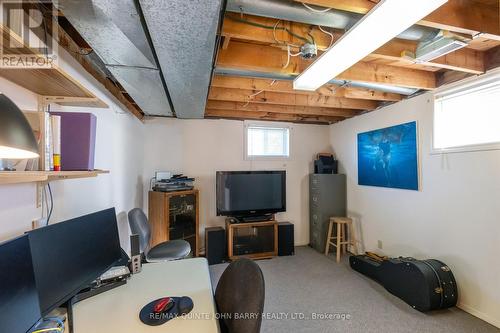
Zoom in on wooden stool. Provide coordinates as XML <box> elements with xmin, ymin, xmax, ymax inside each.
<box><xmin>325</xmin><ymin>217</ymin><xmax>358</xmax><ymax>263</ymax></box>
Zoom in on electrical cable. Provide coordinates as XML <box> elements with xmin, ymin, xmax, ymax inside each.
<box><xmin>302</xmin><ymin>3</ymin><xmax>332</xmax><ymax>13</ymax></box>
<box><xmin>283</xmin><ymin>44</ymin><xmax>303</xmax><ymax>69</ymax></box>
<box><xmin>227</xmin><ymin>15</ymin><xmax>313</xmax><ymax>45</ymax></box>
<box><xmin>31</xmin><ymin>317</ymin><xmax>65</xmax><ymax>333</ymax></box>
<box><xmin>307</xmin><ymin>32</ymin><xmax>315</xmax><ymax>45</ymax></box>
<box><xmin>242</xmin><ymin>80</ymin><xmax>277</xmax><ymax>107</ymax></box>
<box><xmin>328</xmin><ymin>81</ymin><xmax>351</xmax><ymax>94</ymax></box>
<box><xmin>44</xmin><ymin>185</ymin><xmax>49</xmax><ymax>220</ymax></box>
<box><xmin>31</xmin><ymin>328</ymin><xmax>62</xmax><ymax>333</ymax></box>
<box><xmin>318</xmin><ymin>25</ymin><xmax>334</xmax><ymax>49</ymax></box>
<box><xmin>47</xmin><ymin>183</ymin><xmax>54</xmax><ymax>225</ymax></box>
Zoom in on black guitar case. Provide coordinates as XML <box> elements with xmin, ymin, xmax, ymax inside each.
<box><xmin>349</xmin><ymin>254</ymin><xmax>457</xmax><ymax>312</ymax></box>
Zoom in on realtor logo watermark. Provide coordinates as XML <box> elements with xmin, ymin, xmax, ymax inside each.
<box><xmin>0</xmin><ymin>0</ymin><xmax>58</xmax><ymax>68</ymax></box>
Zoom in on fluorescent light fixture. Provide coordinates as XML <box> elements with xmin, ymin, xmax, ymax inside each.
<box><xmin>293</xmin><ymin>0</ymin><xmax>448</xmax><ymax>91</ymax></box>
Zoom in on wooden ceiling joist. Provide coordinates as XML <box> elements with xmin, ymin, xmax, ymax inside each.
<box><xmin>222</xmin><ymin>14</ymin><xmax>485</xmax><ymax>74</ymax></box>
<box><xmin>205</xmin><ymin>109</ymin><xmax>343</xmax><ymax>124</ymax></box>
<box><xmin>211</xmin><ymin>75</ymin><xmax>402</xmax><ymax>102</ymax></box>
<box><xmin>210</xmin><ymin>1</ymin><xmax>499</xmax><ymax>124</ymax></box>
<box><xmin>208</xmin><ymin>87</ymin><xmax>379</xmax><ymax>110</ymax></box>
<box><xmin>295</xmin><ymin>0</ymin><xmax>500</xmax><ymax>40</ymax></box>
<box><xmin>373</xmin><ymin>39</ymin><xmax>485</xmax><ymax>74</ymax></box>
<box><xmin>485</xmin><ymin>45</ymin><xmax>500</xmax><ymax>71</ymax></box>
<box><xmin>217</xmin><ymin>41</ymin><xmax>437</xmax><ymax>89</ymax></box>
<box><xmin>206</xmin><ymin>100</ymin><xmax>362</xmax><ymax>118</ymax></box>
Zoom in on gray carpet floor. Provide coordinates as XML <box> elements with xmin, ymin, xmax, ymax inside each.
<box><xmin>209</xmin><ymin>246</ymin><xmax>499</xmax><ymax>333</ymax></box>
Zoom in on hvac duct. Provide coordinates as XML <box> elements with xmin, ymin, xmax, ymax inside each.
<box><xmin>214</xmin><ymin>68</ymin><xmax>418</xmax><ymax>95</ymax></box>
<box><xmin>226</xmin><ymin>0</ymin><xmax>438</xmax><ymax>42</ymax></box>
<box><xmin>138</xmin><ymin>0</ymin><xmax>223</xmax><ymax>119</ymax></box>
<box><xmin>58</xmin><ymin>0</ymin><xmax>173</xmax><ymax>117</ymax></box>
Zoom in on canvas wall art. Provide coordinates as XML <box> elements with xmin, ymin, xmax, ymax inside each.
<box><xmin>357</xmin><ymin>121</ymin><xmax>419</xmax><ymax>190</ymax></box>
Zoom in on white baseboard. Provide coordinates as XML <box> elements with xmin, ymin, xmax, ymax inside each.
<box><xmin>458</xmin><ymin>302</ymin><xmax>500</xmax><ymax>329</ymax></box>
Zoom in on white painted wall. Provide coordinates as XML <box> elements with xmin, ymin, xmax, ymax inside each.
<box><xmin>0</xmin><ymin>46</ymin><xmax>144</xmax><ymax>252</ymax></box>
<box><xmin>142</xmin><ymin>118</ymin><xmax>331</xmax><ymax>247</ymax></box>
<box><xmin>329</xmin><ymin>92</ymin><xmax>500</xmax><ymax>327</ymax></box>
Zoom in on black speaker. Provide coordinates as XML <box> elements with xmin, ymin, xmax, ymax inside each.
<box><xmin>205</xmin><ymin>227</ymin><xmax>226</xmax><ymax>265</ymax></box>
<box><xmin>278</xmin><ymin>222</ymin><xmax>294</xmax><ymax>256</ymax></box>
<box><xmin>314</xmin><ymin>154</ymin><xmax>338</xmax><ymax>174</ymax></box>
<box><xmin>130</xmin><ymin>234</ymin><xmax>142</xmax><ymax>274</ymax></box>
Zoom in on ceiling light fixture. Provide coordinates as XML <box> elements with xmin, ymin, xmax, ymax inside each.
<box><xmin>293</xmin><ymin>0</ymin><xmax>448</xmax><ymax>91</ymax></box>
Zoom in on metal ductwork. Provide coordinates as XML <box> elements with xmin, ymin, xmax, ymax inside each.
<box><xmin>58</xmin><ymin>0</ymin><xmax>172</xmax><ymax>117</ymax></box>
<box><xmin>227</xmin><ymin>0</ymin><xmax>438</xmax><ymax>41</ymax></box>
<box><xmin>214</xmin><ymin>68</ymin><xmax>418</xmax><ymax>95</ymax></box>
<box><xmin>223</xmin><ymin>0</ymin><xmax>427</xmax><ymax>96</ymax></box>
<box><xmin>138</xmin><ymin>0</ymin><xmax>223</xmax><ymax>119</ymax></box>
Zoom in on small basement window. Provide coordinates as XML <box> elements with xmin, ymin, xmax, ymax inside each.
<box><xmin>433</xmin><ymin>73</ymin><xmax>500</xmax><ymax>153</ymax></box>
<box><xmin>245</xmin><ymin>123</ymin><xmax>290</xmax><ymax>159</ymax></box>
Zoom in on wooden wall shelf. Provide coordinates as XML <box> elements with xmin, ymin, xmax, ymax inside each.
<box><xmin>0</xmin><ymin>25</ymin><xmax>107</xmax><ymax>108</ymax></box>
<box><xmin>0</xmin><ymin>170</ymin><xmax>109</xmax><ymax>185</ymax></box>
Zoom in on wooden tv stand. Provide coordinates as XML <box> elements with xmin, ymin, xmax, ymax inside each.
<box><xmin>226</xmin><ymin>219</ymin><xmax>278</xmax><ymax>260</ymax></box>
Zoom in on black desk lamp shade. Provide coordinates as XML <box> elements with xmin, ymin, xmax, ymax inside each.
<box><xmin>0</xmin><ymin>94</ymin><xmax>39</xmax><ymax>159</ymax></box>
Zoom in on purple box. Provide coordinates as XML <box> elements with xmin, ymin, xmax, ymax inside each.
<box><xmin>50</xmin><ymin>112</ymin><xmax>97</xmax><ymax>171</ymax></box>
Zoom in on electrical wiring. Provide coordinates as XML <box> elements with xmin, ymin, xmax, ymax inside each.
<box><xmin>227</xmin><ymin>16</ymin><xmax>313</xmax><ymax>45</ymax></box>
<box><xmin>44</xmin><ymin>184</ymin><xmax>49</xmax><ymax>220</ymax></box>
<box><xmin>242</xmin><ymin>80</ymin><xmax>277</xmax><ymax>107</ymax></box>
<box><xmin>46</xmin><ymin>183</ymin><xmax>54</xmax><ymax>225</ymax></box>
<box><xmin>302</xmin><ymin>3</ymin><xmax>332</xmax><ymax>13</ymax></box>
<box><xmin>318</xmin><ymin>25</ymin><xmax>334</xmax><ymax>49</ymax></box>
<box><xmin>283</xmin><ymin>44</ymin><xmax>303</xmax><ymax>69</ymax></box>
<box><xmin>328</xmin><ymin>81</ymin><xmax>351</xmax><ymax>94</ymax></box>
<box><xmin>31</xmin><ymin>328</ymin><xmax>63</xmax><ymax>333</ymax></box>
<box><xmin>31</xmin><ymin>317</ymin><xmax>65</xmax><ymax>333</ymax></box>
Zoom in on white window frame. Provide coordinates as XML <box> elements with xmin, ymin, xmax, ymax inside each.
<box><xmin>431</xmin><ymin>68</ymin><xmax>500</xmax><ymax>154</ymax></box>
<box><xmin>244</xmin><ymin>121</ymin><xmax>291</xmax><ymax>160</ymax></box>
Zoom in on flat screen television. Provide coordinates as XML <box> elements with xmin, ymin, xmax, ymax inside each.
<box><xmin>28</xmin><ymin>208</ymin><xmax>122</xmax><ymax>315</ymax></box>
<box><xmin>216</xmin><ymin>170</ymin><xmax>286</xmax><ymax>217</ymax></box>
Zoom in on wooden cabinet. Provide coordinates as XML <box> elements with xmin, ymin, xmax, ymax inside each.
<box><xmin>226</xmin><ymin>220</ymin><xmax>278</xmax><ymax>260</ymax></box>
<box><xmin>148</xmin><ymin>190</ymin><xmax>199</xmax><ymax>256</ymax></box>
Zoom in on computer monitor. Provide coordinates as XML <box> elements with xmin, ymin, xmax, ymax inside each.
<box><xmin>0</xmin><ymin>235</ymin><xmax>41</xmax><ymax>333</ymax></box>
<box><xmin>28</xmin><ymin>208</ymin><xmax>122</xmax><ymax>315</ymax></box>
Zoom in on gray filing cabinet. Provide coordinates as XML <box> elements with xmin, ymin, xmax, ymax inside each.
<box><xmin>309</xmin><ymin>174</ymin><xmax>346</xmax><ymax>253</ymax></box>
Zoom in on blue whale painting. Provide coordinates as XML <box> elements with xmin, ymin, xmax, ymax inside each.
<box><xmin>357</xmin><ymin>121</ymin><xmax>419</xmax><ymax>190</ymax></box>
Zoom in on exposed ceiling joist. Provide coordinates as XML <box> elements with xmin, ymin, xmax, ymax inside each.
<box><xmin>205</xmin><ymin>109</ymin><xmax>343</xmax><ymax>124</ymax></box>
<box><xmin>295</xmin><ymin>0</ymin><xmax>500</xmax><ymax>40</ymax></box>
<box><xmin>208</xmin><ymin>87</ymin><xmax>379</xmax><ymax>110</ymax></box>
<box><xmin>485</xmin><ymin>45</ymin><xmax>500</xmax><ymax>71</ymax></box>
<box><xmin>222</xmin><ymin>14</ymin><xmax>485</xmax><ymax>74</ymax></box>
<box><xmin>217</xmin><ymin>41</ymin><xmax>437</xmax><ymax>89</ymax></box>
<box><xmin>206</xmin><ymin>100</ymin><xmax>362</xmax><ymax>117</ymax></box>
<box><xmin>373</xmin><ymin>38</ymin><xmax>484</xmax><ymax>74</ymax></box>
<box><xmin>211</xmin><ymin>76</ymin><xmax>403</xmax><ymax>101</ymax></box>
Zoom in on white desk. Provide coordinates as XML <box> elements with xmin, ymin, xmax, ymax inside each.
<box><xmin>72</xmin><ymin>258</ymin><xmax>220</xmax><ymax>333</ymax></box>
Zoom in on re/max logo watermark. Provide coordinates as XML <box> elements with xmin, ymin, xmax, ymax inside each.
<box><xmin>0</xmin><ymin>0</ymin><xmax>58</xmax><ymax>68</ymax></box>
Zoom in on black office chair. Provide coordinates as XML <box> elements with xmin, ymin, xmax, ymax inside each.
<box><xmin>128</xmin><ymin>208</ymin><xmax>191</xmax><ymax>262</ymax></box>
<box><xmin>215</xmin><ymin>259</ymin><xmax>265</xmax><ymax>333</ymax></box>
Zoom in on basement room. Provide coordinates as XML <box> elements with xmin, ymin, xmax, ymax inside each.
<box><xmin>0</xmin><ymin>0</ymin><xmax>499</xmax><ymax>332</ymax></box>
